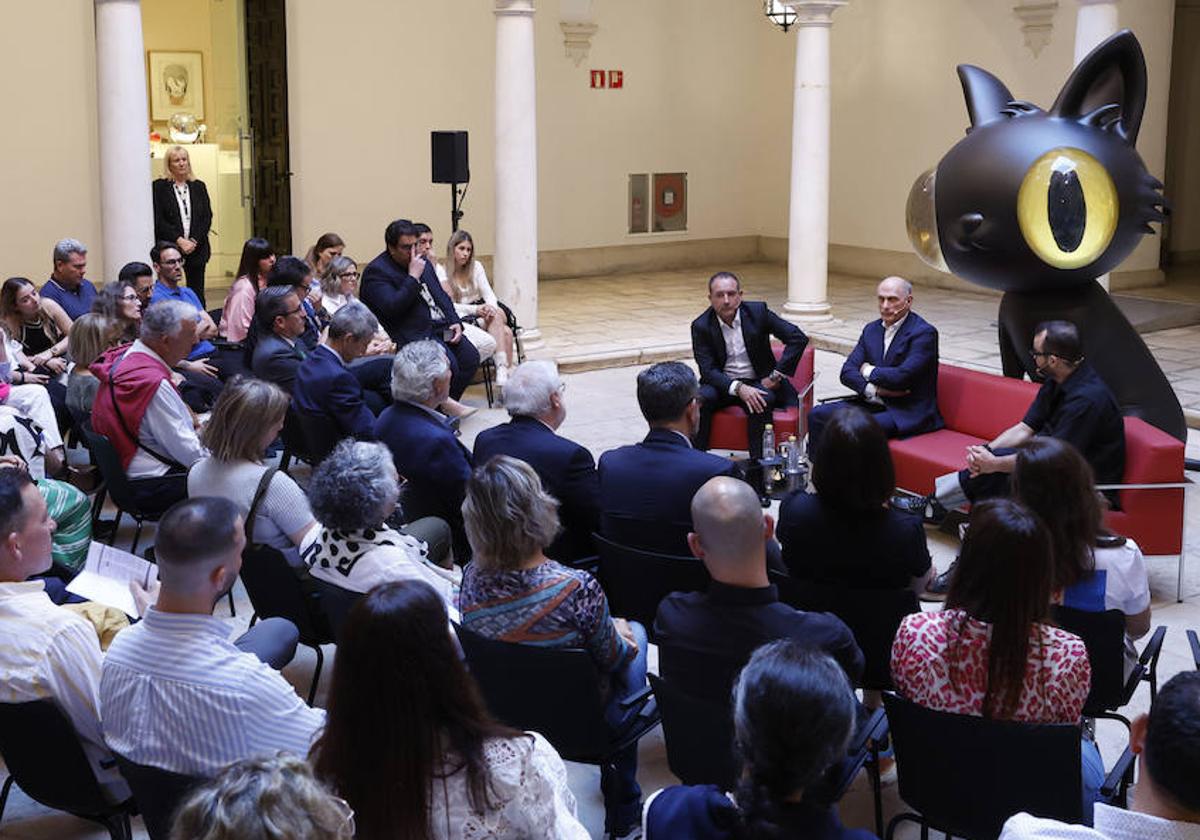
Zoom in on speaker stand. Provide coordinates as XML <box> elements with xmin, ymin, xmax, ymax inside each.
<box><xmin>450</xmin><ymin>183</ymin><xmax>466</xmax><ymax>233</ymax></box>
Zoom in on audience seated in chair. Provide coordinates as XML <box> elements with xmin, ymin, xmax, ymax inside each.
<box><xmin>219</xmin><ymin>237</ymin><xmax>276</xmax><ymax>343</ymax></box>
<box><xmin>437</xmin><ymin>228</ymin><xmax>516</xmax><ymax>384</ymax></box>
<box><xmin>359</xmin><ymin>218</ymin><xmax>479</xmax><ymax>416</ymax></box>
<box><xmin>0</xmin><ymin>329</ymin><xmax>65</xmax><ymax>479</ymax></box>
<box><xmin>890</xmin><ymin>498</ymin><xmax>1103</xmax><ymax>820</ymax></box>
<box><xmin>644</xmin><ymin>642</ymin><xmax>874</xmax><ymax>840</ymax></box>
<box><xmin>265</xmin><ymin>256</ymin><xmax>323</xmax><ymax>351</ymax></box>
<box><xmin>1</xmin><ymin>276</ymin><xmax>73</xmax><ymax>434</ymax></box>
<box><xmin>598</xmin><ymin>361</ymin><xmax>738</xmax><ymax>557</ymax></box>
<box><xmin>654</xmin><ymin>476</ymin><xmax>863</xmax><ymax>702</ymax></box>
<box><xmin>188</xmin><ymin>377</ymin><xmax>318</xmax><ymax>566</ymax></box>
<box><xmin>90</xmin><ymin>300</ymin><xmax>207</xmax><ymax>517</ymax></box>
<box><xmin>1001</xmin><ymin>671</ymin><xmax>1200</xmax><ymax>839</ymax></box>
<box><xmin>40</xmin><ymin>238</ymin><xmax>98</xmax><ymax>321</ymax></box>
<box><xmin>0</xmin><ymin>469</ymin><xmax>128</xmax><ymax>802</ymax></box>
<box><xmin>171</xmin><ymin>752</ymin><xmax>353</xmax><ymax>840</ymax></box>
<box><xmin>458</xmin><ymin>456</ymin><xmax>647</xmax><ymax>839</ymax></box>
<box><xmin>778</xmin><ymin>405</ymin><xmax>933</xmax><ymax>592</ymax></box>
<box><xmin>251</xmin><ymin>285</ymin><xmax>309</xmax><ymax>394</ymax></box>
<box><xmin>473</xmin><ymin>360</ymin><xmax>599</xmax><ymax>564</ymax></box>
<box><xmin>293</xmin><ymin>301</ymin><xmax>391</xmax><ymax>435</ymax></box>
<box><xmin>1013</xmin><ymin>437</ymin><xmax>1152</xmax><ymax>679</ymax></box>
<box><xmin>302</xmin><ymin>439</ymin><xmax>456</xmax><ymax>611</ymax></box>
<box><xmin>103</xmin><ymin>267</ymin><xmax>150</xmax><ymax>342</ymax></box>
<box><xmin>375</xmin><ymin>340</ymin><xmax>474</xmax><ymax>562</ymax></box>
<box><xmin>148</xmin><ymin>241</ymin><xmax>226</xmax><ymax>382</ymax></box>
<box><xmin>312</xmin><ymin>579</ymin><xmax>588</xmax><ymax>839</ymax></box>
<box><xmin>65</xmin><ymin>313</ymin><xmax>120</xmax><ymax>426</ymax></box>
<box><xmin>100</xmin><ymin>497</ymin><xmax>323</xmax><ymax>777</ymax></box>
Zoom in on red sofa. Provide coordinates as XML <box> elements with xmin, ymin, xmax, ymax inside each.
<box><xmin>708</xmin><ymin>344</ymin><xmax>815</xmax><ymax>451</ymax></box>
<box><xmin>889</xmin><ymin>364</ymin><xmax>1186</xmax><ymax>557</ymax></box>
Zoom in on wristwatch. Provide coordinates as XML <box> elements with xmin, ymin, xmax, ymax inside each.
<box><xmin>768</xmin><ymin>371</ymin><xmax>784</xmax><ymax>383</ymax></box>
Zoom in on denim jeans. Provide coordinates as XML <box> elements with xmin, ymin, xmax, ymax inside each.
<box><xmin>1082</xmin><ymin>738</ymin><xmax>1104</xmax><ymax>825</ymax></box>
<box><xmin>601</xmin><ymin>619</ymin><xmax>649</xmax><ymax>835</ymax></box>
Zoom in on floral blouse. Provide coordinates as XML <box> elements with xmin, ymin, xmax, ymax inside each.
<box><xmin>890</xmin><ymin>609</ymin><xmax>1091</xmax><ymax>724</ymax></box>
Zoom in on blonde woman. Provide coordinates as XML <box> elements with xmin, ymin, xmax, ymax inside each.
<box><xmin>64</xmin><ymin>313</ymin><xmax>119</xmax><ymax>424</ymax></box>
<box><xmin>152</xmin><ymin>145</ymin><xmax>213</xmax><ymax>307</ymax></box>
<box><xmin>188</xmin><ymin>377</ymin><xmax>317</xmax><ymax>564</ymax></box>
<box><xmin>441</xmin><ymin>230</ymin><xmax>515</xmax><ymax>385</ymax></box>
<box><xmin>319</xmin><ymin>256</ymin><xmax>393</xmax><ymax>355</ymax></box>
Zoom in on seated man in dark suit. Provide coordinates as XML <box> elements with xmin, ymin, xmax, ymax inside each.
<box><xmin>264</xmin><ymin>256</ymin><xmax>324</xmax><ymax>352</ymax></box>
<box><xmin>250</xmin><ymin>286</ymin><xmax>308</xmax><ymax>394</ymax></box>
<box><xmin>806</xmin><ymin>275</ymin><xmax>943</xmax><ymax>456</ymax></box>
<box><xmin>293</xmin><ymin>301</ymin><xmax>384</xmax><ymax>447</ymax></box>
<box><xmin>359</xmin><ymin>218</ymin><xmax>479</xmax><ymax>414</ymax></box>
<box><xmin>375</xmin><ymin>340</ymin><xmax>474</xmax><ymax>562</ymax></box>
<box><xmin>598</xmin><ymin>361</ymin><xmax>738</xmax><ymax>556</ymax></box>
<box><xmin>473</xmin><ymin>360</ymin><xmax>599</xmax><ymax>563</ymax></box>
<box><xmin>655</xmin><ymin>475</ymin><xmax>864</xmax><ymax>702</ymax></box>
<box><xmin>692</xmin><ymin>271</ymin><xmax>809</xmax><ymax>459</ymax></box>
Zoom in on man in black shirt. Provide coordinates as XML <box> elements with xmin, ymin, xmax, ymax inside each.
<box><xmin>906</xmin><ymin>319</ymin><xmax>1124</xmax><ymax>521</ymax></box>
<box><xmin>654</xmin><ymin>476</ymin><xmax>863</xmax><ymax>701</ymax></box>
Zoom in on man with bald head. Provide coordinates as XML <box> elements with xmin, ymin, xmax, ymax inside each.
<box><xmin>806</xmin><ymin>275</ymin><xmax>942</xmax><ymax>456</ymax></box>
<box><xmin>653</xmin><ymin>476</ymin><xmax>863</xmax><ymax>700</ymax></box>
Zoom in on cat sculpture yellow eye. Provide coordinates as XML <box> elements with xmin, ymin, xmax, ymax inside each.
<box><xmin>1017</xmin><ymin>147</ymin><xmax>1118</xmax><ymax>270</ymax></box>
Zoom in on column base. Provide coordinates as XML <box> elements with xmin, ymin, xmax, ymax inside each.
<box><xmin>782</xmin><ymin>300</ymin><xmax>834</xmax><ymax>324</ymax></box>
<box><xmin>517</xmin><ymin>326</ymin><xmax>546</xmax><ymax>352</ymax></box>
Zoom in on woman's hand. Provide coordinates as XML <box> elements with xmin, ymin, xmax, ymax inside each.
<box><xmin>176</xmin><ymin>237</ymin><xmax>197</xmax><ymax>255</ymax></box>
<box><xmin>19</xmin><ymin>371</ymin><xmax>49</xmax><ymax>385</ymax></box>
<box><xmin>43</xmin><ymin>356</ymin><xmax>68</xmax><ymax>375</ymax></box>
<box><xmin>29</xmin><ymin>351</ymin><xmax>52</xmax><ymax>369</ymax></box>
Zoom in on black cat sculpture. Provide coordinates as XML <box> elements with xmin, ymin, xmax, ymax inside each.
<box><xmin>905</xmin><ymin>30</ymin><xmax>1183</xmax><ymax>441</ymax></box>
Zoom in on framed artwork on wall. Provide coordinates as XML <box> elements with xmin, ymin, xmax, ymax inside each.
<box><xmin>148</xmin><ymin>51</ymin><xmax>204</xmax><ymax>120</ymax></box>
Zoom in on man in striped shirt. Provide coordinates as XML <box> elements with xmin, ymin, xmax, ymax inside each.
<box><xmin>100</xmin><ymin>497</ymin><xmax>324</xmax><ymax>777</ymax></box>
<box><xmin>0</xmin><ymin>468</ymin><xmax>129</xmax><ymax>802</ymax></box>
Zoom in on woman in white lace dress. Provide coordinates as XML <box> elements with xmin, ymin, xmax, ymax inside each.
<box><xmin>311</xmin><ymin>579</ymin><xmax>589</xmax><ymax>840</ymax></box>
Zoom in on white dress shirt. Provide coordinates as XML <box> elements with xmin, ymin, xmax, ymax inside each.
<box><xmin>100</xmin><ymin>607</ymin><xmax>325</xmax><ymax>777</ymax></box>
<box><xmin>862</xmin><ymin>313</ymin><xmax>909</xmax><ymax>402</ymax></box>
<box><xmin>173</xmin><ymin>182</ymin><xmax>192</xmax><ymax>239</ymax></box>
<box><xmin>719</xmin><ymin>310</ymin><xmax>756</xmax><ymax>393</ymax></box>
<box><xmin>1001</xmin><ymin>805</ymin><xmax>1200</xmax><ymax>840</ymax></box>
<box><xmin>0</xmin><ymin>580</ymin><xmax>129</xmax><ymax>801</ymax></box>
<box><xmin>123</xmin><ymin>341</ymin><xmax>206</xmax><ymax>479</ymax></box>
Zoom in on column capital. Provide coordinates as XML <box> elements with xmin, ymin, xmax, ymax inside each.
<box><xmin>1075</xmin><ymin>0</ymin><xmax>1118</xmax><ymax>6</ymax></box>
<box><xmin>560</xmin><ymin>21</ymin><xmax>599</xmax><ymax>66</ymax></box>
<box><xmin>779</xmin><ymin>0</ymin><xmax>848</xmax><ymax>25</ymax></box>
<box><xmin>495</xmin><ymin>0</ymin><xmax>535</xmax><ymax>16</ymax></box>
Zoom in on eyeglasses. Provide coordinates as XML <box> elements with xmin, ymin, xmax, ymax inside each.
<box><xmin>160</xmin><ymin>258</ymin><xmax>184</xmax><ymax>266</ymax></box>
<box><xmin>338</xmin><ymin>271</ymin><xmax>360</xmax><ymax>280</ymax></box>
<box><xmin>1029</xmin><ymin>348</ymin><xmax>1052</xmax><ymax>360</ymax></box>
<box><xmin>285</xmin><ymin>305</ymin><xmax>304</xmax><ymax>316</ymax></box>
<box><xmin>120</xmin><ymin>294</ymin><xmax>139</xmax><ymax>302</ymax></box>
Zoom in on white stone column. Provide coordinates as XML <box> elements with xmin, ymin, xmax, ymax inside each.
<box><xmin>494</xmin><ymin>0</ymin><xmax>543</xmax><ymax>349</ymax></box>
<box><xmin>1075</xmin><ymin>0</ymin><xmax>1120</xmax><ymax>291</ymax></box>
<box><xmin>780</xmin><ymin>1</ymin><xmax>847</xmax><ymax>324</ymax></box>
<box><xmin>94</xmin><ymin>0</ymin><xmax>154</xmax><ymax>282</ymax></box>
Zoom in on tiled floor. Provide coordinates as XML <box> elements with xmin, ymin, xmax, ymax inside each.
<box><xmin>4</xmin><ymin>265</ymin><xmax>1200</xmax><ymax>839</ymax></box>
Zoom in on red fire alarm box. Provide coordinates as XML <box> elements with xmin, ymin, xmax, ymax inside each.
<box><xmin>590</xmin><ymin>69</ymin><xmax>606</xmax><ymax>88</ymax></box>
<box><xmin>609</xmin><ymin>70</ymin><xmax>624</xmax><ymax>89</ymax></box>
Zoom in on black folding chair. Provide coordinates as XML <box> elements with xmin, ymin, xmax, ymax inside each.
<box><xmin>0</xmin><ymin>700</ymin><xmax>133</xmax><ymax>839</ymax></box>
<box><xmin>291</xmin><ymin>409</ymin><xmax>346</xmax><ymax>468</ymax></box>
<box><xmin>594</xmin><ymin>533</ymin><xmax>709</xmax><ymax>639</ymax></box>
<box><xmin>1052</xmin><ymin>606</ymin><xmax>1167</xmax><ymax>729</ymax></box>
<box><xmin>279</xmin><ymin>405</ymin><xmax>319</xmax><ymax>473</ymax></box>
<box><xmin>772</xmin><ymin>574</ymin><xmax>919</xmax><ymax>691</ymax></box>
<box><xmin>454</xmin><ymin>624</ymin><xmax>660</xmax><ymax>835</ymax></box>
<box><xmin>1189</xmin><ymin>629</ymin><xmax>1200</xmax><ymax>670</ymax></box>
<box><xmin>309</xmin><ymin>577</ymin><xmax>363</xmax><ymax>643</ymax></box>
<box><xmin>882</xmin><ymin>692</ymin><xmax>1134</xmax><ymax>839</ymax></box>
<box><xmin>240</xmin><ymin>543</ymin><xmax>333</xmax><ymax>704</ymax></box>
<box><xmin>112</xmin><ymin>755</ymin><xmax>204</xmax><ymax>840</ymax></box>
<box><xmin>78</xmin><ymin>420</ymin><xmax>169</xmax><ymax>555</ymax></box>
<box><xmin>647</xmin><ymin>672</ymin><xmax>738</xmax><ymax>790</ymax></box>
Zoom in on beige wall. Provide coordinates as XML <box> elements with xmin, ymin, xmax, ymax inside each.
<box><xmin>141</xmin><ymin>0</ymin><xmax>214</xmax><ymax>137</ymax></box>
<box><xmin>0</xmin><ymin>1</ymin><xmax>103</xmax><ymax>284</ymax></box>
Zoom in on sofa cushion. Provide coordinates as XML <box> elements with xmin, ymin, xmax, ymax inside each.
<box><xmin>890</xmin><ymin>429</ymin><xmax>986</xmax><ymax>496</ymax></box>
<box><xmin>937</xmin><ymin>364</ymin><xmax>1038</xmax><ymax>440</ymax></box>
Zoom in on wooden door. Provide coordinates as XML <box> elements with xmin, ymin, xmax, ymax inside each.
<box><xmin>245</xmin><ymin>0</ymin><xmax>292</xmax><ymax>253</ymax></box>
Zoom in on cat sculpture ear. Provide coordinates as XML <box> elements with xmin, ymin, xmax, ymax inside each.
<box><xmin>1050</xmin><ymin>29</ymin><xmax>1147</xmax><ymax>145</ymax></box>
<box><xmin>956</xmin><ymin>65</ymin><xmax>1015</xmax><ymax>130</ymax></box>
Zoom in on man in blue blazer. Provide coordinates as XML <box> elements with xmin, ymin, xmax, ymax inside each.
<box><xmin>293</xmin><ymin>301</ymin><xmax>385</xmax><ymax>447</ymax></box>
<box><xmin>473</xmin><ymin>361</ymin><xmax>599</xmax><ymax>563</ymax></box>
<box><xmin>375</xmin><ymin>340</ymin><xmax>474</xmax><ymax>562</ymax></box>
<box><xmin>250</xmin><ymin>286</ymin><xmax>309</xmax><ymax>394</ymax></box>
<box><xmin>598</xmin><ymin>362</ymin><xmax>739</xmax><ymax>556</ymax></box>
<box><xmin>807</xmin><ymin>276</ymin><xmax>943</xmax><ymax>455</ymax></box>
<box><xmin>692</xmin><ymin>271</ymin><xmax>809</xmax><ymax>459</ymax></box>
<box><xmin>360</xmin><ymin>218</ymin><xmax>479</xmax><ymax>401</ymax></box>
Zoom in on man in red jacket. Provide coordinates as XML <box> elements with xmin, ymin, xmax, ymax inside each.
<box><xmin>91</xmin><ymin>300</ymin><xmax>206</xmax><ymax>515</ymax></box>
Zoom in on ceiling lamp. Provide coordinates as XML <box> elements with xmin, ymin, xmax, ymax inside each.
<box><xmin>763</xmin><ymin>0</ymin><xmax>796</xmax><ymax>32</ymax></box>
